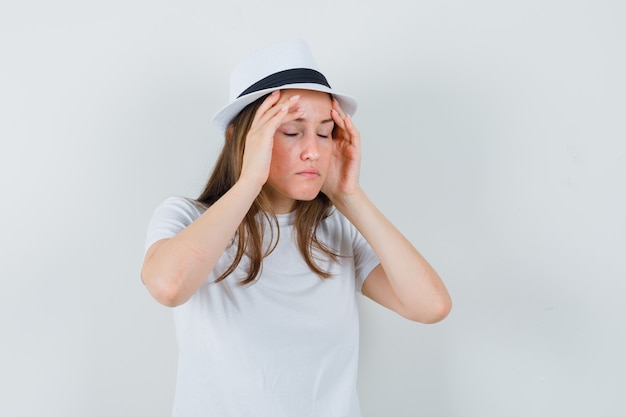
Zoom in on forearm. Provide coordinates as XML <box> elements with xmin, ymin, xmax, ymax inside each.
<box><xmin>142</xmin><ymin>178</ymin><xmax>261</xmax><ymax>306</ymax></box>
<box><xmin>333</xmin><ymin>189</ymin><xmax>451</xmax><ymax>321</ymax></box>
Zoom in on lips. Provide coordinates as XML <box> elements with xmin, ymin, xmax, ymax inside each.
<box><xmin>297</xmin><ymin>168</ymin><xmax>320</xmax><ymax>177</ymax></box>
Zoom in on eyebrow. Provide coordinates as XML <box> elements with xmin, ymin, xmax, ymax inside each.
<box><xmin>293</xmin><ymin>118</ymin><xmax>334</xmax><ymax>124</ymax></box>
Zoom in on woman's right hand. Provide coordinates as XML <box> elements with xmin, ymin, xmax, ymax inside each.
<box><xmin>239</xmin><ymin>90</ymin><xmax>302</xmax><ymax>188</ymax></box>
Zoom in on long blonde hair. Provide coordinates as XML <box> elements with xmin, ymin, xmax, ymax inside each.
<box><xmin>197</xmin><ymin>94</ymin><xmax>338</xmax><ymax>284</ymax></box>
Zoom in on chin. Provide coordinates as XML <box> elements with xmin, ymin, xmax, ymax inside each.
<box><xmin>293</xmin><ymin>189</ymin><xmax>323</xmax><ymax>202</ymax></box>
<box><xmin>295</xmin><ymin>195</ymin><xmax>318</xmax><ymax>202</ymax></box>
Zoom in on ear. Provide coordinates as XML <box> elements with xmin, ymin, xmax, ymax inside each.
<box><xmin>225</xmin><ymin>125</ymin><xmax>234</xmax><ymax>142</ymax></box>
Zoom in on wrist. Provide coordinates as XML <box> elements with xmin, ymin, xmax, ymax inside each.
<box><xmin>233</xmin><ymin>175</ymin><xmax>264</xmax><ymax>199</ymax></box>
<box><xmin>329</xmin><ymin>187</ymin><xmax>366</xmax><ymax>213</ymax></box>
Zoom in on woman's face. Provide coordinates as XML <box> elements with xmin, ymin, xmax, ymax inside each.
<box><xmin>263</xmin><ymin>89</ymin><xmax>334</xmax><ymax>213</ymax></box>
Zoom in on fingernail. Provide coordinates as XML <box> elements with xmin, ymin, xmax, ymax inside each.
<box><xmin>271</xmin><ymin>90</ymin><xmax>279</xmax><ymax>95</ymax></box>
<box><xmin>289</xmin><ymin>95</ymin><xmax>300</xmax><ymax>102</ymax></box>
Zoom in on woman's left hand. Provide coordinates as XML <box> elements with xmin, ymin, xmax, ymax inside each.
<box><xmin>322</xmin><ymin>99</ymin><xmax>362</xmax><ymax>202</ymax></box>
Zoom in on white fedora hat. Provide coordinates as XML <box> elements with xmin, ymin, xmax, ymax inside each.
<box><xmin>211</xmin><ymin>39</ymin><xmax>358</xmax><ymax>134</ymax></box>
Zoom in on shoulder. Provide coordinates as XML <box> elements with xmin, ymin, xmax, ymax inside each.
<box><xmin>321</xmin><ymin>207</ymin><xmax>358</xmax><ymax>238</ymax></box>
<box><xmin>320</xmin><ymin>207</ymin><xmax>380</xmax><ymax>288</ymax></box>
<box><xmin>317</xmin><ymin>207</ymin><xmax>365</xmax><ymax>250</ymax></box>
<box><xmin>153</xmin><ymin>196</ymin><xmax>206</xmax><ymax>221</ymax></box>
<box><xmin>144</xmin><ymin>196</ymin><xmax>206</xmax><ymax>251</ymax></box>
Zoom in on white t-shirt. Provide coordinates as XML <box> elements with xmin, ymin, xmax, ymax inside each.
<box><xmin>145</xmin><ymin>196</ymin><xmax>380</xmax><ymax>417</ymax></box>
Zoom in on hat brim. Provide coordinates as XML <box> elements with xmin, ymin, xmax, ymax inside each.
<box><xmin>211</xmin><ymin>83</ymin><xmax>357</xmax><ymax>135</ymax></box>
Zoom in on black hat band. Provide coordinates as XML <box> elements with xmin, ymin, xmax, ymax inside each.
<box><xmin>237</xmin><ymin>68</ymin><xmax>331</xmax><ymax>98</ymax></box>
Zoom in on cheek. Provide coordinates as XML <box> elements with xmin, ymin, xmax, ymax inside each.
<box><xmin>268</xmin><ymin>142</ymin><xmax>292</xmax><ymax>174</ymax></box>
<box><xmin>319</xmin><ymin>141</ymin><xmax>333</xmax><ymax>162</ymax></box>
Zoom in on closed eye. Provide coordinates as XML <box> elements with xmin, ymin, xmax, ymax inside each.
<box><xmin>279</xmin><ymin>128</ymin><xmax>299</xmax><ymax>137</ymax></box>
<box><xmin>317</xmin><ymin>129</ymin><xmax>333</xmax><ymax>139</ymax></box>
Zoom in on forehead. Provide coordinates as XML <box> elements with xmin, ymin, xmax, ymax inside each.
<box><xmin>281</xmin><ymin>88</ymin><xmax>332</xmax><ymax>104</ymax></box>
<box><xmin>281</xmin><ymin>89</ymin><xmax>332</xmax><ymax>124</ymax></box>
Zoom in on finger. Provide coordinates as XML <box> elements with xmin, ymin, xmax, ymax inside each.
<box><xmin>332</xmin><ymin>98</ymin><xmax>347</xmax><ymax>119</ymax></box>
<box><xmin>344</xmin><ymin>115</ymin><xmax>361</xmax><ymax>145</ymax></box>
<box><xmin>252</xmin><ymin>90</ymin><xmax>282</xmax><ymax>125</ymax></box>
<box><xmin>256</xmin><ymin>93</ymin><xmax>301</xmax><ymax>127</ymax></box>
<box><xmin>331</xmin><ymin>108</ymin><xmax>347</xmax><ymax>131</ymax></box>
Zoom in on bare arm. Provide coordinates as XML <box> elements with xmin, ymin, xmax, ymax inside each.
<box><xmin>141</xmin><ymin>179</ymin><xmax>261</xmax><ymax>306</ymax></box>
<box><xmin>334</xmin><ymin>190</ymin><xmax>451</xmax><ymax>323</ymax></box>
<box><xmin>324</xmin><ymin>99</ymin><xmax>451</xmax><ymax>323</ymax></box>
<box><xmin>141</xmin><ymin>91</ymin><xmax>303</xmax><ymax>307</ymax></box>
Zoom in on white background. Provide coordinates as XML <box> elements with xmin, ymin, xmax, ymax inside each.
<box><xmin>1</xmin><ymin>0</ymin><xmax>625</xmax><ymax>416</ymax></box>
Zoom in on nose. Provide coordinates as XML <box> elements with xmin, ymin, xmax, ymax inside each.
<box><xmin>301</xmin><ymin>132</ymin><xmax>320</xmax><ymax>161</ymax></box>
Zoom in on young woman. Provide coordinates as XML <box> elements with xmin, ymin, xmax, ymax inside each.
<box><xmin>142</xmin><ymin>39</ymin><xmax>451</xmax><ymax>417</ymax></box>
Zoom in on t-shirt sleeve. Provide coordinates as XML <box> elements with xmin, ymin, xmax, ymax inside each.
<box><xmin>350</xmin><ymin>222</ymin><xmax>380</xmax><ymax>293</ymax></box>
<box><xmin>144</xmin><ymin>196</ymin><xmax>205</xmax><ymax>254</ymax></box>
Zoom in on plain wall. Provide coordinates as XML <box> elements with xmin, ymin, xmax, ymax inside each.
<box><xmin>1</xmin><ymin>0</ymin><xmax>624</xmax><ymax>416</ymax></box>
